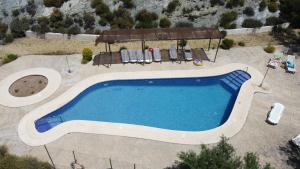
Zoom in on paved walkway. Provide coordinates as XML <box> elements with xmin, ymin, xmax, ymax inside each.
<box><xmin>0</xmin><ymin>46</ymin><xmax>299</xmax><ymax>169</ymax></box>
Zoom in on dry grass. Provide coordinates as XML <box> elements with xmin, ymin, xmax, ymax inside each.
<box><xmin>0</xmin><ymin>33</ymin><xmax>278</xmax><ymax>60</ymax></box>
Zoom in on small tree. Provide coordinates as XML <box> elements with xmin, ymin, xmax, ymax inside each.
<box><xmin>81</xmin><ymin>48</ymin><xmax>93</xmax><ymax>64</ymax></box>
<box><xmin>219</xmin><ymin>11</ymin><xmax>238</xmax><ymax>29</ymax></box>
<box><xmin>243</xmin><ymin>7</ymin><xmax>255</xmax><ymax>16</ymax></box>
<box><xmin>259</xmin><ymin>0</ymin><xmax>267</xmax><ymax>11</ymax></box>
<box><xmin>159</xmin><ymin>17</ymin><xmax>171</xmax><ymax>28</ymax></box>
<box><xmin>242</xmin><ymin>19</ymin><xmax>263</xmax><ymax>28</ymax></box>
<box><xmin>221</xmin><ymin>38</ymin><xmax>234</xmax><ymax>49</ymax></box>
<box><xmin>135</xmin><ymin>9</ymin><xmax>158</xmax><ymax>29</ymax></box>
<box><xmin>0</xmin><ymin>22</ymin><xmax>8</xmax><ymax>39</ymax></box>
<box><xmin>268</xmin><ymin>1</ymin><xmax>279</xmax><ymax>13</ymax></box>
<box><xmin>166</xmin><ymin>0</ymin><xmax>181</xmax><ymax>13</ymax></box>
<box><xmin>12</xmin><ymin>9</ymin><xmax>20</xmax><ymax>17</ymax></box>
<box><xmin>83</xmin><ymin>12</ymin><xmax>95</xmax><ymax>30</ymax></box>
<box><xmin>120</xmin><ymin>0</ymin><xmax>135</xmax><ymax>9</ymax></box>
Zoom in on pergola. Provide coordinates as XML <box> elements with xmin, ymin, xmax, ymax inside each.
<box><xmin>95</xmin><ymin>27</ymin><xmax>224</xmax><ymax>63</ymax></box>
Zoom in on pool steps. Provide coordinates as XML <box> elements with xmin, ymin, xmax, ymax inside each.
<box><xmin>220</xmin><ymin>70</ymin><xmax>251</xmax><ymax>92</ymax></box>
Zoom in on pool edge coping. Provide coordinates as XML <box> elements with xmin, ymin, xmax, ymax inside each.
<box><xmin>18</xmin><ymin>63</ymin><xmax>264</xmax><ymax>146</ymax></box>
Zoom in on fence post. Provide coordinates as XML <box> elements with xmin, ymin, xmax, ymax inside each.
<box><xmin>43</xmin><ymin>145</ymin><xmax>56</xmax><ymax>169</ymax></box>
<box><xmin>109</xmin><ymin>158</ymin><xmax>113</xmax><ymax>169</ymax></box>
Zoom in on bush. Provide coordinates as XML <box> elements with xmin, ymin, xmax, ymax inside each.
<box><xmin>166</xmin><ymin>0</ymin><xmax>181</xmax><ymax>13</ymax></box>
<box><xmin>4</xmin><ymin>34</ymin><xmax>14</xmax><ymax>44</ymax></box>
<box><xmin>67</xmin><ymin>25</ymin><xmax>81</xmax><ymax>35</ymax></box>
<box><xmin>264</xmin><ymin>44</ymin><xmax>275</xmax><ymax>53</ymax></box>
<box><xmin>170</xmin><ymin>137</ymin><xmax>274</xmax><ymax>169</ymax></box>
<box><xmin>268</xmin><ymin>1</ymin><xmax>279</xmax><ymax>13</ymax></box>
<box><xmin>265</xmin><ymin>16</ymin><xmax>284</xmax><ymax>26</ymax></box>
<box><xmin>91</xmin><ymin>0</ymin><xmax>103</xmax><ymax>8</ymax></box>
<box><xmin>10</xmin><ymin>17</ymin><xmax>30</xmax><ymax>38</ymax></box>
<box><xmin>210</xmin><ymin>0</ymin><xmax>225</xmax><ymax>6</ymax></box>
<box><xmin>243</xmin><ymin>7</ymin><xmax>254</xmax><ymax>16</ymax></box>
<box><xmin>221</xmin><ymin>38</ymin><xmax>234</xmax><ymax>49</ymax></box>
<box><xmin>36</xmin><ymin>16</ymin><xmax>50</xmax><ymax>34</ymax></box>
<box><xmin>95</xmin><ymin>3</ymin><xmax>110</xmax><ymax>17</ymax></box>
<box><xmin>219</xmin><ymin>11</ymin><xmax>238</xmax><ymax>29</ymax></box>
<box><xmin>83</xmin><ymin>12</ymin><xmax>95</xmax><ymax>30</ymax></box>
<box><xmin>238</xmin><ymin>41</ymin><xmax>245</xmax><ymax>46</ymax></box>
<box><xmin>0</xmin><ymin>145</ymin><xmax>52</xmax><ymax>169</ymax></box>
<box><xmin>2</xmin><ymin>54</ymin><xmax>18</xmax><ymax>64</ymax></box>
<box><xmin>111</xmin><ymin>7</ymin><xmax>134</xmax><ymax>29</ymax></box>
<box><xmin>0</xmin><ymin>22</ymin><xmax>8</xmax><ymax>39</ymax></box>
<box><xmin>242</xmin><ymin>19</ymin><xmax>263</xmax><ymax>28</ymax></box>
<box><xmin>120</xmin><ymin>0</ymin><xmax>135</xmax><ymax>9</ymax></box>
<box><xmin>178</xmin><ymin>39</ymin><xmax>187</xmax><ymax>48</ymax></box>
<box><xmin>50</xmin><ymin>9</ymin><xmax>63</xmax><ymax>23</ymax></box>
<box><xmin>175</xmin><ymin>21</ymin><xmax>193</xmax><ymax>27</ymax></box>
<box><xmin>259</xmin><ymin>0</ymin><xmax>267</xmax><ymax>11</ymax></box>
<box><xmin>135</xmin><ymin>9</ymin><xmax>158</xmax><ymax>29</ymax></box>
<box><xmin>43</xmin><ymin>0</ymin><xmax>67</xmax><ymax>8</ymax></box>
<box><xmin>12</xmin><ymin>9</ymin><xmax>20</xmax><ymax>17</ymax></box>
<box><xmin>81</xmin><ymin>48</ymin><xmax>93</xmax><ymax>64</ymax></box>
<box><xmin>26</xmin><ymin>0</ymin><xmax>36</xmax><ymax>16</ymax></box>
<box><xmin>159</xmin><ymin>17</ymin><xmax>171</xmax><ymax>28</ymax></box>
<box><xmin>226</xmin><ymin>0</ymin><xmax>245</xmax><ymax>8</ymax></box>
<box><xmin>280</xmin><ymin>0</ymin><xmax>300</xmax><ymax>28</ymax></box>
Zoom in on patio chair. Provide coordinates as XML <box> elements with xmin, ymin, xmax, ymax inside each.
<box><xmin>267</xmin><ymin>103</ymin><xmax>285</xmax><ymax>125</ymax></box>
<box><xmin>128</xmin><ymin>49</ymin><xmax>137</xmax><ymax>63</ymax></box>
<box><xmin>169</xmin><ymin>45</ymin><xmax>177</xmax><ymax>60</ymax></box>
<box><xmin>286</xmin><ymin>55</ymin><xmax>296</xmax><ymax>73</ymax></box>
<box><xmin>144</xmin><ymin>49</ymin><xmax>153</xmax><ymax>63</ymax></box>
<box><xmin>153</xmin><ymin>48</ymin><xmax>161</xmax><ymax>62</ymax></box>
<box><xmin>120</xmin><ymin>49</ymin><xmax>129</xmax><ymax>63</ymax></box>
<box><xmin>184</xmin><ymin>45</ymin><xmax>193</xmax><ymax>61</ymax></box>
<box><xmin>136</xmin><ymin>49</ymin><xmax>144</xmax><ymax>63</ymax></box>
<box><xmin>267</xmin><ymin>58</ymin><xmax>280</xmax><ymax>68</ymax></box>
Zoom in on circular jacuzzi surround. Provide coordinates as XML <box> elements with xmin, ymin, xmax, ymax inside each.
<box><xmin>9</xmin><ymin>75</ymin><xmax>48</xmax><ymax>97</ymax></box>
<box><xmin>0</xmin><ymin>68</ymin><xmax>61</xmax><ymax>107</ymax></box>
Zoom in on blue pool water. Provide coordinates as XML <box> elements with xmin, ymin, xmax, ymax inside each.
<box><xmin>35</xmin><ymin>70</ymin><xmax>251</xmax><ymax>132</ymax></box>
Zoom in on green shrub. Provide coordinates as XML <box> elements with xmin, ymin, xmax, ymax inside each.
<box><xmin>243</xmin><ymin>7</ymin><xmax>254</xmax><ymax>16</ymax></box>
<box><xmin>81</xmin><ymin>48</ymin><xmax>93</xmax><ymax>64</ymax></box>
<box><xmin>0</xmin><ymin>22</ymin><xmax>8</xmax><ymax>39</ymax></box>
<box><xmin>242</xmin><ymin>19</ymin><xmax>263</xmax><ymax>28</ymax></box>
<box><xmin>238</xmin><ymin>41</ymin><xmax>245</xmax><ymax>46</ymax></box>
<box><xmin>171</xmin><ymin>137</ymin><xmax>274</xmax><ymax>169</ymax></box>
<box><xmin>10</xmin><ymin>17</ymin><xmax>30</xmax><ymax>38</ymax></box>
<box><xmin>219</xmin><ymin>11</ymin><xmax>238</xmax><ymax>29</ymax></box>
<box><xmin>178</xmin><ymin>39</ymin><xmax>187</xmax><ymax>48</ymax></box>
<box><xmin>265</xmin><ymin>16</ymin><xmax>284</xmax><ymax>26</ymax></box>
<box><xmin>26</xmin><ymin>0</ymin><xmax>36</xmax><ymax>16</ymax></box>
<box><xmin>135</xmin><ymin>9</ymin><xmax>158</xmax><ymax>29</ymax></box>
<box><xmin>280</xmin><ymin>0</ymin><xmax>300</xmax><ymax>28</ymax></box>
<box><xmin>159</xmin><ymin>17</ymin><xmax>171</xmax><ymax>28</ymax></box>
<box><xmin>264</xmin><ymin>44</ymin><xmax>275</xmax><ymax>53</ymax></box>
<box><xmin>67</xmin><ymin>25</ymin><xmax>81</xmax><ymax>35</ymax></box>
<box><xmin>91</xmin><ymin>0</ymin><xmax>103</xmax><ymax>8</ymax></box>
<box><xmin>120</xmin><ymin>0</ymin><xmax>135</xmax><ymax>9</ymax></box>
<box><xmin>83</xmin><ymin>12</ymin><xmax>95</xmax><ymax>30</ymax></box>
<box><xmin>50</xmin><ymin>9</ymin><xmax>63</xmax><ymax>23</ymax></box>
<box><xmin>210</xmin><ymin>0</ymin><xmax>225</xmax><ymax>6</ymax></box>
<box><xmin>167</xmin><ymin>0</ymin><xmax>181</xmax><ymax>13</ymax></box>
<box><xmin>226</xmin><ymin>0</ymin><xmax>245</xmax><ymax>8</ymax></box>
<box><xmin>12</xmin><ymin>9</ymin><xmax>20</xmax><ymax>17</ymax></box>
<box><xmin>43</xmin><ymin>0</ymin><xmax>67</xmax><ymax>8</ymax></box>
<box><xmin>111</xmin><ymin>7</ymin><xmax>134</xmax><ymax>29</ymax></box>
<box><xmin>4</xmin><ymin>34</ymin><xmax>14</xmax><ymax>44</ymax></box>
<box><xmin>259</xmin><ymin>0</ymin><xmax>267</xmax><ymax>11</ymax></box>
<box><xmin>95</xmin><ymin>3</ymin><xmax>110</xmax><ymax>17</ymax></box>
<box><xmin>268</xmin><ymin>1</ymin><xmax>278</xmax><ymax>13</ymax></box>
<box><xmin>175</xmin><ymin>21</ymin><xmax>193</xmax><ymax>27</ymax></box>
<box><xmin>2</xmin><ymin>54</ymin><xmax>18</xmax><ymax>64</ymax></box>
<box><xmin>36</xmin><ymin>16</ymin><xmax>50</xmax><ymax>34</ymax></box>
<box><xmin>221</xmin><ymin>38</ymin><xmax>234</xmax><ymax>49</ymax></box>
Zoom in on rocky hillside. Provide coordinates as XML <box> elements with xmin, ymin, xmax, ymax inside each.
<box><xmin>0</xmin><ymin>0</ymin><xmax>283</xmax><ymax>44</ymax></box>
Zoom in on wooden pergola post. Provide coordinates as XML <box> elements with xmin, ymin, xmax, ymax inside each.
<box><xmin>208</xmin><ymin>38</ymin><xmax>212</xmax><ymax>51</ymax></box>
<box><xmin>213</xmin><ymin>38</ymin><xmax>222</xmax><ymax>63</ymax></box>
<box><xmin>108</xmin><ymin>43</ymin><xmax>112</xmax><ymax>66</ymax></box>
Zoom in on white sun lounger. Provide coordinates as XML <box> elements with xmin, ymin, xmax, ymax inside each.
<box><xmin>292</xmin><ymin>134</ymin><xmax>300</xmax><ymax>147</ymax></box>
<box><xmin>169</xmin><ymin>45</ymin><xmax>177</xmax><ymax>60</ymax></box>
<box><xmin>153</xmin><ymin>48</ymin><xmax>161</xmax><ymax>62</ymax></box>
<box><xmin>268</xmin><ymin>59</ymin><xmax>280</xmax><ymax>68</ymax></box>
<box><xmin>267</xmin><ymin>103</ymin><xmax>285</xmax><ymax>125</ymax></box>
<box><xmin>120</xmin><ymin>49</ymin><xmax>129</xmax><ymax>63</ymax></box>
<box><xmin>144</xmin><ymin>50</ymin><xmax>152</xmax><ymax>63</ymax></box>
<box><xmin>128</xmin><ymin>49</ymin><xmax>137</xmax><ymax>63</ymax></box>
<box><xmin>184</xmin><ymin>45</ymin><xmax>193</xmax><ymax>61</ymax></box>
<box><xmin>136</xmin><ymin>49</ymin><xmax>144</xmax><ymax>63</ymax></box>
<box><xmin>286</xmin><ymin>55</ymin><xmax>296</xmax><ymax>73</ymax></box>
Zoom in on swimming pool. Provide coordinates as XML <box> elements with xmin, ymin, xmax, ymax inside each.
<box><xmin>35</xmin><ymin>70</ymin><xmax>250</xmax><ymax>133</ymax></box>
<box><xmin>18</xmin><ymin>64</ymin><xmax>263</xmax><ymax>145</ymax></box>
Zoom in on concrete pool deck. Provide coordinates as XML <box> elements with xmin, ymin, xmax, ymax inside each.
<box><xmin>0</xmin><ymin>46</ymin><xmax>299</xmax><ymax>169</ymax></box>
<box><xmin>18</xmin><ymin>64</ymin><xmax>264</xmax><ymax>146</ymax></box>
